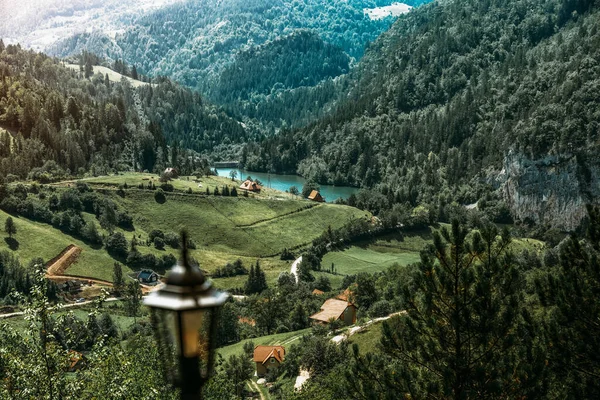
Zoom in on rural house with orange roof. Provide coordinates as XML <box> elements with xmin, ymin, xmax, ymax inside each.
<box><xmin>253</xmin><ymin>345</ymin><xmax>285</xmax><ymax>376</ymax></box>
<box><xmin>310</xmin><ymin>298</ymin><xmax>357</xmax><ymax>326</ymax></box>
<box><xmin>307</xmin><ymin>190</ymin><xmax>324</xmax><ymax>202</ymax></box>
<box><xmin>240</xmin><ymin>179</ymin><xmax>262</xmax><ymax>192</ymax></box>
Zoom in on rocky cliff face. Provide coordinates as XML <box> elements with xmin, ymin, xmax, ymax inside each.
<box><xmin>492</xmin><ymin>151</ymin><xmax>600</xmax><ymax>231</ymax></box>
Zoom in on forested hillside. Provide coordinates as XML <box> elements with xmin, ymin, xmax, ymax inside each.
<box><xmin>0</xmin><ymin>43</ymin><xmax>249</xmax><ymax>179</ymax></box>
<box><xmin>246</xmin><ymin>0</ymin><xmax>600</xmax><ymax>230</ymax></box>
<box><xmin>49</xmin><ymin>0</ymin><xmax>432</xmax><ymax>129</ymax></box>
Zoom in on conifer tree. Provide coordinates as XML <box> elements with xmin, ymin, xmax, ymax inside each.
<box><xmin>112</xmin><ymin>263</ymin><xmax>125</xmax><ymax>296</ymax></box>
<box><xmin>347</xmin><ymin>220</ymin><xmax>545</xmax><ymax>399</ymax></box>
<box><xmin>255</xmin><ymin>260</ymin><xmax>267</xmax><ymax>293</ymax></box>
<box><xmin>540</xmin><ymin>205</ymin><xmax>600</xmax><ymax>398</ymax></box>
<box><xmin>244</xmin><ymin>263</ymin><xmax>256</xmax><ymax>294</ymax></box>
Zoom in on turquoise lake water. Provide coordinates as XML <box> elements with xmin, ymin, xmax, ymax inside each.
<box><xmin>215</xmin><ymin>168</ymin><xmax>360</xmax><ymax>201</ymax></box>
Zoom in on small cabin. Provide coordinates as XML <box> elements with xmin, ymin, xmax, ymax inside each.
<box><xmin>309</xmin><ymin>298</ymin><xmax>357</xmax><ymax>326</ymax></box>
<box><xmin>307</xmin><ymin>190</ymin><xmax>324</xmax><ymax>202</ymax></box>
<box><xmin>253</xmin><ymin>345</ymin><xmax>285</xmax><ymax>377</ymax></box>
<box><xmin>240</xmin><ymin>180</ymin><xmax>262</xmax><ymax>193</ymax></box>
<box><xmin>137</xmin><ymin>269</ymin><xmax>160</xmax><ymax>284</ymax></box>
<box><xmin>163</xmin><ymin>167</ymin><xmax>179</xmax><ymax>179</ymax></box>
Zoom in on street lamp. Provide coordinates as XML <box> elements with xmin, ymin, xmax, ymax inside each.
<box><xmin>144</xmin><ymin>232</ymin><xmax>229</xmax><ymax>400</ymax></box>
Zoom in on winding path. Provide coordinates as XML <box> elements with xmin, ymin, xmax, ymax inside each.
<box><xmin>294</xmin><ymin>311</ymin><xmax>406</xmax><ymax>391</ymax></box>
<box><xmin>290</xmin><ymin>256</ymin><xmax>302</xmax><ymax>283</ymax></box>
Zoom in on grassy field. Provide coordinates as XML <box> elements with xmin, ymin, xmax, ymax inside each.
<box><xmin>217</xmin><ymin>328</ymin><xmax>311</xmax><ymax>360</ymax></box>
<box><xmin>320</xmin><ymin>229</ymin><xmax>432</xmax><ymax>278</ymax></box>
<box><xmin>1</xmin><ymin>173</ymin><xmax>368</xmax><ymax>287</ymax></box>
<box><xmin>1</xmin><ymin>301</ymin><xmax>149</xmax><ymax>336</ymax></box>
<box><xmin>0</xmin><ymin>209</ymin><xmax>135</xmax><ymax>281</ymax></box>
<box><xmin>347</xmin><ymin>321</ymin><xmax>385</xmax><ymax>355</ymax></box>
<box><xmin>64</xmin><ymin>64</ymin><xmax>154</xmax><ymax>88</ymax></box>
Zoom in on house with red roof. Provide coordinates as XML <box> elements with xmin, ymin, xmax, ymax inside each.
<box><xmin>253</xmin><ymin>345</ymin><xmax>285</xmax><ymax>376</ymax></box>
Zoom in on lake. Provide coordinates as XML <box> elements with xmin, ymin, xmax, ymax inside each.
<box><xmin>215</xmin><ymin>168</ymin><xmax>360</xmax><ymax>201</ymax></box>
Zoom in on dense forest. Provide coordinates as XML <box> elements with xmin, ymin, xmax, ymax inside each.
<box><xmin>49</xmin><ymin>0</ymin><xmax>433</xmax><ymax>129</ymax></box>
<box><xmin>244</xmin><ymin>0</ymin><xmax>600</xmax><ymax>227</ymax></box>
<box><xmin>0</xmin><ymin>42</ymin><xmax>250</xmax><ymax>180</ymax></box>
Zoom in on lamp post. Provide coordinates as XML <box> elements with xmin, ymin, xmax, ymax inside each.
<box><xmin>144</xmin><ymin>232</ymin><xmax>228</xmax><ymax>400</ymax></box>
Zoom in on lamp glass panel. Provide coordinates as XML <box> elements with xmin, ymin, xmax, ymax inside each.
<box><xmin>178</xmin><ymin>309</ymin><xmax>204</xmax><ymax>358</ymax></box>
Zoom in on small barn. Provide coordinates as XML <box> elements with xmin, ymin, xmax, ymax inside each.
<box><xmin>240</xmin><ymin>180</ymin><xmax>262</xmax><ymax>193</ymax></box>
<box><xmin>310</xmin><ymin>298</ymin><xmax>357</xmax><ymax>326</ymax></box>
<box><xmin>308</xmin><ymin>190</ymin><xmax>324</xmax><ymax>202</ymax></box>
<box><xmin>137</xmin><ymin>269</ymin><xmax>160</xmax><ymax>284</ymax></box>
<box><xmin>163</xmin><ymin>167</ymin><xmax>179</xmax><ymax>179</ymax></box>
<box><xmin>253</xmin><ymin>345</ymin><xmax>285</xmax><ymax>377</ymax></box>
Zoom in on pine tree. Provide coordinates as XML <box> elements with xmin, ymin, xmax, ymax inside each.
<box><xmin>125</xmin><ymin>281</ymin><xmax>142</xmax><ymax>320</ymax></box>
<box><xmin>347</xmin><ymin>220</ymin><xmax>545</xmax><ymax>399</ymax></box>
<box><xmin>244</xmin><ymin>263</ymin><xmax>256</xmax><ymax>294</ymax></box>
<box><xmin>540</xmin><ymin>205</ymin><xmax>600</xmax><ymax>398</ymax></box>
<box><xmin>112</xmin><ymin>263</ymin><xmax>125</xmax><ymax>296</ymax></box>
<box><xmin>255</xmin><ymin>260</ymin><xmax>267</xmax><ymax>293</ymax></box>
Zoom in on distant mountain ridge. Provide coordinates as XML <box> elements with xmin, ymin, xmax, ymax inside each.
<box><xmin>48</xmin><ymin>0</ymin><xmax>434</xmax><ymax>128</ymax></box>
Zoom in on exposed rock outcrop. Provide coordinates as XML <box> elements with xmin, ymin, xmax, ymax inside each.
<box><xmin>492</xmin><ymin>150</ymin><xmax>600</xmax><ymax>231</ymax></box>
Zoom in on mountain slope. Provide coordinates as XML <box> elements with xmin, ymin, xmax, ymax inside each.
<box><xmin>246</xmin><ymin>0</ymin><xmax>600</xmax><ymax>230</ymax></box>
<box><xmin>0</xmin><ymin>42</ymin><xmax>246</xmax><ymax>179</ymax></box>
<box><xmin>49</xmin><ymin>0</ymin><xmax>436</xmax><ymax>128</ymax></box>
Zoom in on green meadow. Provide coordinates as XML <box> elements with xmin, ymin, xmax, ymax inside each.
<box><xmin>0</xmin><ymin>173</ymin><xmax>368</xmax><ymax>289</ymax></box>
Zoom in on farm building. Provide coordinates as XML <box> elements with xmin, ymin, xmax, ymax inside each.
<box><xmin>310</xmin><ymin>298</ymin><xmax>357</xmax><ymax>326</ymax></box>
<box><xmin>240</xmin><ymin>180</ymin><xmax>262</xmax><ymax>192</ymax></box>
<box><xmin>253</xmin><ymin>345</ymin><xmax>285</xmax><ymax>377</ymax></box>
<box><xmin>137</xmin><ymin>269</ymin><xmax>160</xmax><ymax>284</ymax></box>
<box><xmin>163</xmin><ymin>167</ymin><xmax>179</xmax><ymax>179</ymax></box>
<box><xmin>59</xmin><ymin>280</ymin><xmax>82</xmax><ymax>293</ymax></box>
<box><xmin>307</xmin><ymin>190</ymin><xmax>324</xmax><ymax>202</ymax></box>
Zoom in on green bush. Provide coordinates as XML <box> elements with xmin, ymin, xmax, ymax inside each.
<box><xmin>153</xmin><ymin>236</ymin><xmax>165</xmax><ymax>250</ymax></box>
<box><xmin>154</xmin><ymin>188</ymin><xmax>166</xmax><ymax>203</ymax></box>
<box><xmin>106</xmin><ymin>232</ymin><xmax>128</xmax><ymax>258</ymax></box>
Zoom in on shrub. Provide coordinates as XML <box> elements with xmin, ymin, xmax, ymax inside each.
<box><xmin>154</xmin><ymin>188</ymin><xmax>166</xmax><ymax>203</ymax></box>
<box><xmin>149</xmin><ymin>229</ymin><xmax>164</xmax><ymax>241</ymax></box>
<box><xmin>160</xmin><ymin>183</ymin><xmax>174</xmax><ymax>192</ymax></box>
<box><xmin>164</xmin><ymin>232</ymin><xmax>180</xmax><ymax>248</ymax></box>
<box><xmin>369</xmin><ymin>300</ymin><xmax>392</xmax><ymax>318</ymax></box>
<box><xmin>106</xmin><ymin>232</ymin><xmax>128</xmax><ymax>258</ymax></box>
<box><xmin>117</xmin><ymin>212</ymin><xmax>134</xmax><ymax>230</ymax></box>
<box><xmin>280</xmin><ymin>248</ymin><xmax>295</xmax><ymax>261</ymax></box>
<box><xmin>186</xmin><ymin>187</ymin><xmax>192</xmax><ymax>194</ymax></box>
<box><xmin>153</xmin><ymin>236</ymin><xmax>165</xmax><ymax>250</ymax></box>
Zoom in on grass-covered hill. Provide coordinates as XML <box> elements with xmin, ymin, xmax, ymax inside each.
<box><xmin>0</xmin><ymin>173</ymin><xmax>369</xmax><ymax>289</ymax></box>
<box><xmin>246</xmin><ymin>0</ymin><xmax>600</xmax><ymax>229</ymax></box>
